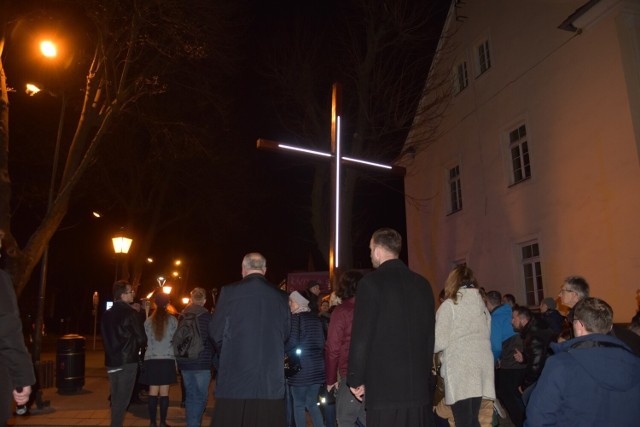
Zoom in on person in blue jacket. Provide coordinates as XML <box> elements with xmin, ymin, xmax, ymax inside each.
<box><xmin>525</xmin><ymin>297</ymin><xmax>640</xmax><ymax>427</ymax></box>
<box><xmin>485</xmin><ymin>291</ymin><xmax>516</xmax><ymax>363</ymax></box>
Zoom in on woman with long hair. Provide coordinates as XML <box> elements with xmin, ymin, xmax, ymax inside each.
<box><xmin>140</xmin><ymin>292</ymin><xmax>178</xmax><ymax>427</ymax></box>
<box><xmin>434</xmin><ymin>265</ymin><xmax>495</xmax><ymax>427</ymax></box>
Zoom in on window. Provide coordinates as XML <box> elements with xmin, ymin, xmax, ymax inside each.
<box><xmin>448</xmin><ymin>165</ymin><xmax>462</xmax><ymax>213</ymax></box>
<box><xmin>521</xmin><ymin>242</ymin><xmax>543</xmax><ymax>306</ymax></box>
<box><xmin>509</xmin><ymin>124</ymin><xmax>531</xmax><ymax>183</ymax></box>
<box><xmin>477</xmin><ymin>40</ymin><xmax>491</xmax><ymax>74</ymax></box>
<box><xmin>454</xmin><ymin>61</ymin><xmax>468</xmax><ymax>93</ymax></box>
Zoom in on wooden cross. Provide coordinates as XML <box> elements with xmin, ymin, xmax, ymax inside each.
<box><xmin>257</xmin><ymin>83</ymin><xmax>405</xmax><ymax>288</ymax></box>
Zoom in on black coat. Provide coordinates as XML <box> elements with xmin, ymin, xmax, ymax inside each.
<box><xmin>519</xmin><ymin>317</ymin><xmax>554</xmax><ymax>389</ymax></box>
<box><xmin>285</xmin><ymin>311</ymin><xmax>325</xmax><ymax>386</ymax></box>
<box><xmin>209</xmin><ymin>273</ymin><xmax>290</xmax><ymax>399</ymax></box>
<box><xmin>0</xmin><ymin>270</ymin><xmax>36</xmax><ymax>425</ymax></box>
<box><xmin>348</xmin><ymin>259</ymin><xmax>435</xmax><ymax>411</ymax></box>
<box><xmin>101</xmin><ymin>300</ymin><xmax>147</xmax><ymax>368</ymax></box>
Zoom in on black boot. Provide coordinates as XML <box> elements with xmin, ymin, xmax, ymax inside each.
<box><xmin>148</xmin><ymin>395</ymin><xmax>158</xmax><ymax>427</ymax></box>
<box><xmin>159</xmin><ymin>396</ymin><xmax>170</xmax><ymax>427</ymax></box>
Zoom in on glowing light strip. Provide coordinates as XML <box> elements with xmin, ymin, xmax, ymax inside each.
<box><xmin>335</xmin><ymin>116</ymin><xmax>341</xmax><ymax>268</ymax></box>
<box><xmin>342</xmin><ymin>156</ymin><xmax>393</xmax><ymax>170</ymax></box>
<box><xmin>278</xmin><ymin>144</ymin><xmax>331</xmax><ymax>157</ymax></box>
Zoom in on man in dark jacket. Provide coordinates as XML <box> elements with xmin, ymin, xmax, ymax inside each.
<box><xmin>348</xmin><ymin>228</ymin><xmax>435</xmax><ymax>427</ymax></box>
<box><xmin>0</xmin><ymin>229</ymin><xmax>35</xmax><ymax>425</ymax></box>
<box><xmin>525</xmin><ymin>297</ymin><xmax>640</xmax><ymax>426</ymax></box>
<box><xmin>177</xmin><ymin>287</ymin><xmax>213</xmax><ymax>427</ymax></box>
<box><xmin>209</xmin><ymin>253</ymin><xmax>291</xmax><ymax>427</ymax></box>
<box><xmin>101</xmin><ymin>280</ymin><xmax>147</xmax><ymax>427</ymax></box>
<box><xmin>512</xmin><ymin>306</ymin><xmax>554</xmax><ymax>395</ymax></box>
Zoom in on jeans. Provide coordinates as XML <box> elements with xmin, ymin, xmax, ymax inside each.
<box><xmin>181</xmin><ymin>369</ymin><xmax>211</xmax><ymax>427</ymax></box>
<box><xmin>107</xmin><ymin>363</ymin><xmax>138</xmax><ymax>427</ymax></box>
<box><xmin>290</xmin><ymin>384</ymin><xmax>324</xmax><ymax>427</ymax></box>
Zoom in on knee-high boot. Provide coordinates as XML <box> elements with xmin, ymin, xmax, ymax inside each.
<box><xmin>159</xmin><ymin>396</ymin><xmax>170</xmax><ymax>427</ymax></box>
<box><xmin>147</xmin><ymin>395</ymin><xmax>158</xmax><ymax>427</ymax></box>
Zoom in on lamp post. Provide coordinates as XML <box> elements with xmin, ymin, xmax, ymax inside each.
<box><xmin>31</xmin><ymin>39</ymin><xmax>66</xmax><ymax>411</ymax></box>
<box><xmin>92</xmin><ymin>291</ymin><xmax>99</xmax><ymax>350</ymax></box>
<box><xmin>112</xmin><ymin>230</ymin><xmax>133</xmax><ymax>281</ymax></box>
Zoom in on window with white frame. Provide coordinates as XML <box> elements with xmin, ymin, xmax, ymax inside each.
<box><xmin>448</xmin><ymin>165</ymin><xmax>462</xmax><ymax>213</ymax></box>
<box><xmin>477</xmin><ymin>40</ymin><xmax>491</xmax><ymax>75</ymax></box>
<box><xmin>454</xmin><ymin>61</ymin><xmax>468</xmax><ymax>93</ymax></box>
<box><xmin>521</xmin><ymin>242</ymin><xmax>543</xmax><ymax>306</ymax></box>
<box><xmin>509</xmin><ymin>124</ymin><xmax>531</xmax><ymax>184</ymax></box>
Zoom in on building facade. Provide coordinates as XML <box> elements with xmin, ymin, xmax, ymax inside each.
<box><xmin>404</xmin><ymin>0</ymin><xmax>640</xmax><ymax>321</ymax></box>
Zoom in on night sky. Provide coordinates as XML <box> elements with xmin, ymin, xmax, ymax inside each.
<box><xmin>5</xmin><ymin>0</ymin><xmax>445</xmax><ymax>334</ymax></box>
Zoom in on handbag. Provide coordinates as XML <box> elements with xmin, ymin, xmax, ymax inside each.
<box><xmin>317</xmin><ymin>384</ymin><xmax>336</xmax><ymax>406</ymax></box>
<box><xmin>284</xmin><ymin>349</ymin><xmax>302</xmax><ymax>378</ymax></box>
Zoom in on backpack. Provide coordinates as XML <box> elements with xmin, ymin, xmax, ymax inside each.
<box><xmin>173</xmin><ymin>312</ymin><xmax>204</xmax><ymax>360</ymax></box>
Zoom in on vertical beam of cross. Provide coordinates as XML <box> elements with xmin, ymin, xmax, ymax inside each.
<box><xmin>329</xmin><ymin>83</ymin><xmax>342</xmax><ymax>287</ymax></box>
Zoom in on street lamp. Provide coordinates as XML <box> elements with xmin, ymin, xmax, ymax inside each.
<box><xmin>112</xmin><ymin>230</ymin><xmax>133</xmax><ymax>281</ymax></box>
<box><xmin>31</xmin><ymin>39</ymin><xmax>66</xmax><ymax>411</ymax></box>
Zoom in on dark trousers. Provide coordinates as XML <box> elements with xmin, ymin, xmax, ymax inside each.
<box><xmin>451</xmin><ymin>397</ymin><xmax>482</xmax><ymax>427</ymax></box>
<box><xmin>107</xmin><ymin>363</ymin><xmax>138</xmax><ymax>427</ymax></box>
<box><xmin>496</xmin><ymin>368</ymin><xmax>526</xmax><ymax>427</ymax></box>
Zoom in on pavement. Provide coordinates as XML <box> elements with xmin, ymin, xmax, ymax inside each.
<box><xmin>7</xmin><ymin>335</ymin><xmax>214</xmax><ymax>427</ymax></box>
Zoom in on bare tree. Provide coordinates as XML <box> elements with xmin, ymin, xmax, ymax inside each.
<box><xmin>0</xmin><ymin>0</ymin><xmax>239</xmax><ymax>295</ymax></box>
<box><xmin>263</xmin><ymin>0</ymin><xmax>453</xmax><ymax>268</ymax></box>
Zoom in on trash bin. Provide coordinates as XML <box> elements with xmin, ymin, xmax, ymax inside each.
<box><xmin>56</xmin><ymin>334</ymin><xmax>85</xmax><ymax>393</ymax></box>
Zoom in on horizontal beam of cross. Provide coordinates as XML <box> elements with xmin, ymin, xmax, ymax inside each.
<box><xmin>256</xmin><ymin>138</ymin><xmax>406</xmax><ymax>176</ymax></box>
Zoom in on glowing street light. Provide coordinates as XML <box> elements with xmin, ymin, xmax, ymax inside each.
<box><xmin>181</xmin><ymin>297</ymin><xmax>190</xmax><ymax>305</ymax></box>
<box><xmin>112</xmin><ymin>230</ymin><xmax>133</xmax><ymax>281</ymax></box>
<box><xmin>40</xmin><ymin>40</ymin><xmax>58</xmax><ymax>58</ymax></box>
<box><xmin>162</xmin><ymin>285</ymin><xmax>172</xmax><ymax>294</ymax></box>
<box><xmin>25</xmin><ymin>83</ymin><xmax>42</xmax><ymax>96</ymax></box>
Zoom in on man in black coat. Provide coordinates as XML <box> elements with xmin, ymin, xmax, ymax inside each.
<box><xmin>0</xmin><ymin>231</ymin><xmax>35</xmax><ymax>426</ymax></box>
<box><xmin>101</xmin><ymin>280</ymin><xmax>146</xmax><ymax>427</ymax></box>
<box><xmin>209</xmin><ymin>252</ymin><xmax>291</xmax><ymax>427</ymax></box>
<box><xmin>348</xmin><ymin>228</ymin><xmax>436</xmax><ymax>427</ymax></box>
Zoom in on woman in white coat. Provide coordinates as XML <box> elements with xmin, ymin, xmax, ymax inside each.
<box><xmin>434</xmin><ymin>265</ymin><xmax>495</xmax><ymax>427</ymax></box>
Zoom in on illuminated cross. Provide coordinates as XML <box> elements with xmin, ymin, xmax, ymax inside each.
<box><xmin>257</xmin><ymin>83</ymin><xmax>405</xmax><ymax>288</ymax></box>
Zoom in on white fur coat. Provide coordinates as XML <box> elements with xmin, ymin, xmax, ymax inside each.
<box><xmin>434</xmin><ymin>288</ymin><xmax>496</xmax><ymax>405</ymax></box>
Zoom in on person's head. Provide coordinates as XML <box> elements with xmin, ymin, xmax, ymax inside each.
<box><xmin>369</xmin><ymin>228</ymin><xmax>401</xmax><ymax>268</ymax></box>
<box><xmin>540</xmin><ymin>297</ymin><xmax>556</xmax><ymax>313</ymax></box>
<box><xmin>320</xmin><ymin>299</ymin><xmax>330</xmax><ymax>313</ymax></box>
<box><xmin>502</xmin><ymin>294</ymin><xmax>516</xmax><ymax>308</ymax></box>
<box><xmin>572</xmin><ymin>297</ymin><xmax>613</xmax><ymax>336</ymax></box>
<box><xmin>154</xmin><ymin>292</ymin><xmax>170</xmax><ymax>309</ymax></box>
<box><xmin>241</xmin><ymin>252</ymin><xmax>266</xmax><ymax>277</ymax></box>
<box><xmin>306</xmin><ymin>280</ymin><xmax>321</xmax><ymax>296</ymax></box>
<box><xmin>444</xmin><ymin>265</ymin><xmax>478</xmax><ymax>303</ymax></box>
<box><xmin>485</xmin><ymin>290</ymin><xmax>502</xmax><ymax>311</ymax></box>
<box><xmin>559</xmin><ymin>275</ymin><xmax>589</xmax><ymax>308</ymax></box>
<box><xmin>113</xmin><ymin>280</ymin><xmax>134</xmax><ymax>302</ymax></box>
<box><xmin>289</xmin><ymin>291</ymin><xmax>309</xmax><ymax>314</ymax></box>
<box><xmin>190</xmin><ymin>287</ymin><xmax>207</xmax><ymax>306</ymax></box>
<box><xmin>511</xmin><ymin>305</ymin><xmax>532</xmax><ymax>332</ymax></box>
<box><xmin>336</xmin><ymin>270</ymin><xmax>363</xmax><ymax>300</ymax></box>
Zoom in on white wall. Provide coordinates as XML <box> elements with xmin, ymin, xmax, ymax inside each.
<box><xmin>405</xmin><ymin>0</ymin><xmax>640</xmax><ymax>321</ymax></box>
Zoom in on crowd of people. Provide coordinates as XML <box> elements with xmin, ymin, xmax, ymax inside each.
<box><xmin>2</xmin><ymin>227</ymin><xmax>640</xmax><ymax>427</ymax></box>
